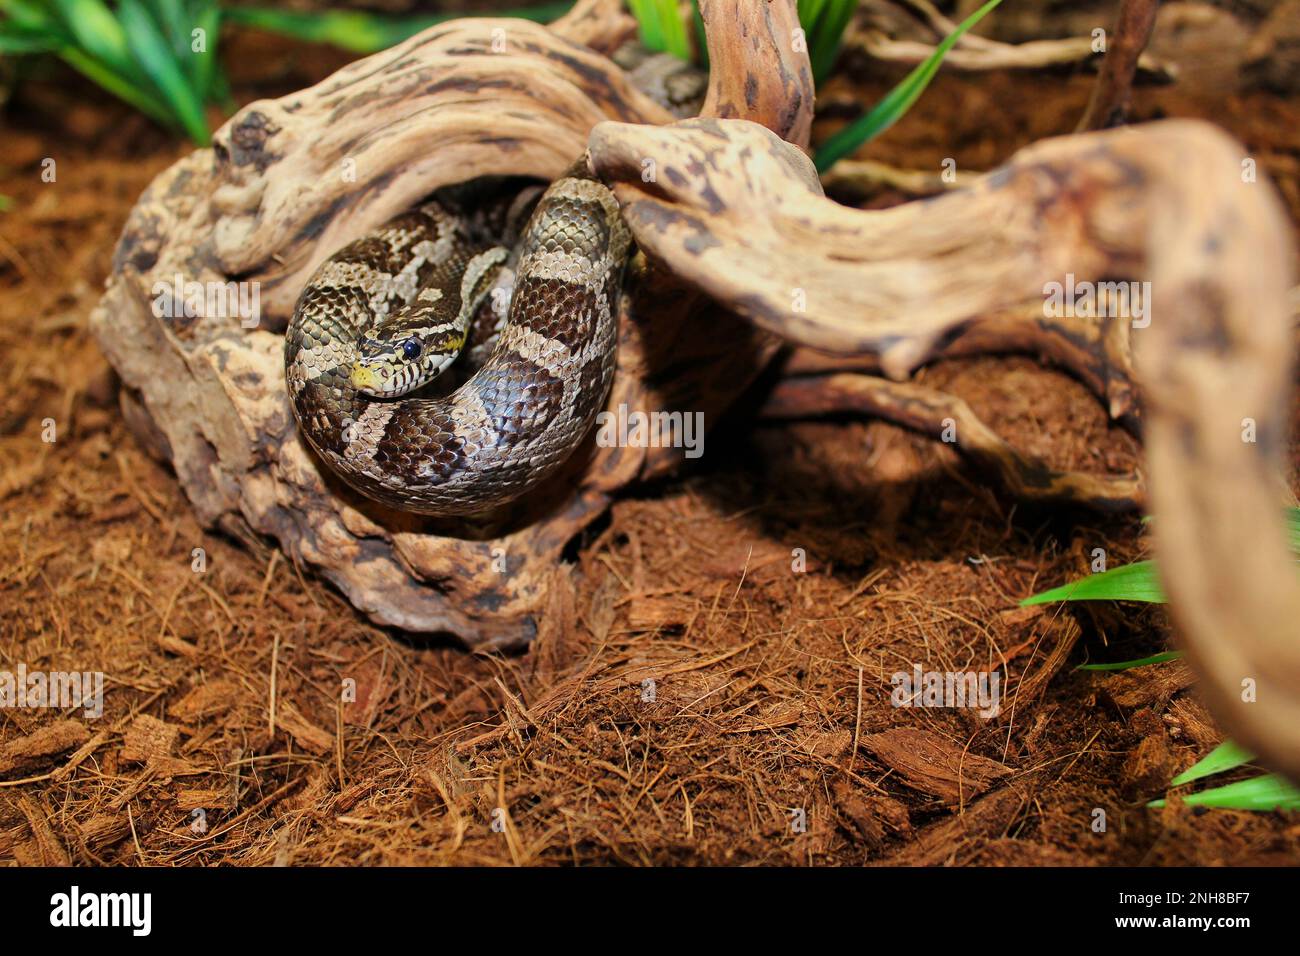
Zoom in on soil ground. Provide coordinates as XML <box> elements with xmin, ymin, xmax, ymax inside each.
<box><xmin>2</xmin><ymin>24</ymin><xmax>1299</xmax><ymax>866</ymax></box>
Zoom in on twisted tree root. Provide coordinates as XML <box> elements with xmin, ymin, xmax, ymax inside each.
<box><xmin>588</xmin><ymin>115</ymin><xmax>1300</xmax><ymax>780</ymax></box>
<box><xmin>848</xmin><ymin>0</ymin><xmax>1173</xmax><ymax>78</ymax></box>
<box><xmin>762</xmin><ymin>374</ymin><xmax>1145</xmax><ymax>511</ymax></box>
<box><xmin>1076</xmin><ymin>0</ymin><xmax>1161</xmax><ymax>131</ymax></box>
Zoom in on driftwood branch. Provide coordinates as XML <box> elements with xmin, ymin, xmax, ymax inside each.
<box><xmin>698</xmin><ymin>0</ymin><xmax>813</xmax><ymax>147</ymax></box>
<box><xmin>1077</xmin><ymin>0</ymin><xmax>1161</xmax><ymax>131</ymax></box>
<box><xmin>821</xmin><ymin>159</ymin><xmax>974</xmax><ymax>198</ymax></box>
<box><xmin>851</xmin><ymin>31</ymin><xmax>1170</xmax><ymax>76</ymax></box>
<box><xmin>587</xmin><ymin>115</ymin><xmax>1300</xmax><ymax>780</ymax></box>
<box><xmin>549</xmin><ymin>0</ymin><xmax>638</xmax><ymax>54</ymax></box>
<box><xmin>762</xmin><ymin>374</ymin><xmax>1144</xmax><ymax>511</ymax></box>
<box><xmin>589</xmin><ymin>116</ymin><xmax>1154</xmax><ymax>390</ymax></box>
<box><xmin>91</xmin><ymin>1</ymin><xmax>813</xmax><ymax>648</ymax></box>
<box><xmin>848</xmin><ymin>0</ymin><xmax>1174</xmax><ymax>78</ymax></box>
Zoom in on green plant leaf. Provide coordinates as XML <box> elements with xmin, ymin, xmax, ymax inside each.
<box><xmin>660</xmin><ymin>0</ymin><xmax>691</xmax><ymax>61</ymax></box>
<box><xmin>1076</xmin><ymin>650</ymin><xmax>1182</xmax><ymax>672</ymax></box>
<box><xmin>189</xmin><ymin>2</ymin><xmax>222</xmax><ymax>100</ymax></box>
<box><xmin>59</xmin><ymin>44</ymin><xmax>177</xmax><ymax>128</ymax></box>
<box><xmin>814</xmin><ymin>0</ymin><xmax>1002</xmax><ymax>172</ymax></box>
<box><xmin>223</xmin><ymin>3</ymin><xmax>572</xmax><ymax>55</ymax></box>
<box><xmin>1023</xmin><ymin>507</ymin><xmax>1299</xmax><ymax>608</ymax></box>
<box><xmin>143</xmin><ymin>0</ymin><xmax>211</xmax><ymax>92</ymax></box>
<box><xmin>144</xmin><ymin>0</ymin><xmax>190</xmax><ymax>54</ymax></box>
<box><xmin>1148</xmin><ymin>773</ymin><xmax>1300</xmax><ymax>811</ymax></box>
<box><xmin>118</xmin><ymin>0</ymin><xmax>210</xmax><ymax>144</ymax></box>
<box><xmin>1</xmin><ymin>0</ymin><xmax>63</xmax><ymax>33</ymax></box>
<box><xmin>0</xmin><ymin>25</ymin><xmax>62</xmax><ymax>53</ymax></box>
<box><xmin>1021</xmin><ymin>559</ymin><xmax>1165</xmax><ymax>606</ymax></box>
<box><xmin>799</xmin><ymin>0</ymin><xmax>856</xmax><ymax>85</ymax></box>
<box><xmin>1170</xmin><ymin>740</ymin><xmax>1256</xmax><ymax>787</ymax></box>
<box><xmin>627</xmin><ymin>0</ymin><xmax>691</xmax><ymax>60</ymax></box>
<box><xmin>691</xmin><ymin>2</ymin><xmax>708</xmax><ymax>68</ymax></box>
<box><xmin>51</xmin><ymin>0</ymin><xmax>142</xmax><ymax>83</ymax></box>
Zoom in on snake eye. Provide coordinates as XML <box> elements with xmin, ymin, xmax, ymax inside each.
<box><xmin>402</xmin><ymin>338</ymin><xmax>422</xmax><ymax>360</ymax></box>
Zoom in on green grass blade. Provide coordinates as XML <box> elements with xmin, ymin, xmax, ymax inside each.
<box><xmin>143</xmin><ymin>0</ymin><xmax>190</xmax><ymax>54</ymax></box>
<box><xmin>52</xmin><ymin>0</ymin><xmax>141</xmax><ymax>81</ymax></box>
<box><xmin>628</xmin><ymin>0</ymin><xmax>692</xmax><ymax>60</ymax></box>
<box><xmin>189</xmin><ymin>2</ymin><xmax>222</xmax><ymax>100</ymax></box>
<box><xmin>145</xmin><ymin>0</ymin><xmax>219</xmax><ymax>94</ymax></box>
<box><xmin>223</xmin><ymin>3</ymin><xmax>571</xmax><ymax>54</ymax></box>
<box><xmin>0</xmin><ymin>25</ymin><xmax>62</xmax><ymax>53</ymax></box>
<box><xmin>656</xmin><ymin>0</ymin><xmax>690</xmax><ymax>61</ymax></box>
<box><xmin>1170</xmin><ymin>740</ymin><xmax>1256</xmax><ymax>787</ymax></box>
<box><xmin>814</xmin><ymin>0</ymin><xmax>1002</xmax><ymax>172</ymax></box>
<box><xmin>1076</xmin><ymin>650</ymin><xmax>1182</xmax><ymax>672</ymax></box>
<box><xmin>692</xmin><ymin>1</ymin><xmax>708</xmax><ymax>68</ymax></box>
<box><xmin>1148</xmin><ymin>773</ymin><xmax>1300</xmax><ymax>811</ymax></box>
<box><xmin>59</xmin><ymin>45</ymin><xmax>176</xmax><ymax>128</ymax></box>
<box><xmin>118</xmin><ymin>0</ymin><xmax>210</xmax><ymax>144</ymax></box>
<box><xmin>2</xmin><ymin>0</ymin><xmax>63</xmax><ymax>32</ymax></box>
<box><xmin>797</xmin><ymin>0</ymin><xmax>826</xmax><ymax>73</ymax></box>
<box><xmin>208</xmin><ymin>59</ymin><xmax>233</xmax><ymax>110</ymax></box>
<box><xmin>799</xmin><ymin>0</ymin><xmax>828</xmax><ymax>23</ymax></box>
<box><xmin>1023</xmin><ymin>507</ymin><xmax>1299</xmax><ymax>608</ymax></box>
<box><xmin>627</xmin><ymin>0</ymin><xmax>665</xmax><ymax>54</ymax></box>
<box><xmin>813</xmin><ymin>2</ymin><xmax>857</xmax><ymax>85</ymax></box>
<box><xmin>800</xmin><ymin>0</ymin><xmax>856</xmax><ymax>85</ymax></box>
<box><xmin>1021</xmin><ymin>559</ymin><xmax>1165</xmax><ymax>606</ymax></box>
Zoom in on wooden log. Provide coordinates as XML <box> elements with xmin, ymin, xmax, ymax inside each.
<box><xmin>90</xmin><ymin>1</ymin><xmax>813</xmax><ymax>648</ymax></box>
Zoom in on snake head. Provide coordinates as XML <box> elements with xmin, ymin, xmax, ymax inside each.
<box><xmin>351</xmin><ymin>329</ymin><xmax>462</xmax><ymax>398</ymax></box>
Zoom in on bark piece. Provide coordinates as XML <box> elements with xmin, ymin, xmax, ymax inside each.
<box><xmin>16</xmin><ymin>796</ymin><xmax>70</xmax><ymax>867</ymax></box>
<box><xmin>277</xmin><ymin>702</ymin><xmax>334</xmax><ymax>755</ymax></box>
<box><xmin>176</xmin><ymin>788</ymin><xmax>236</xmax><ymax>812</ymax></box>
<box><xmin>860</xmin><ymin>727</ymin><xmax>1011</xmax><ymax>805</ymax></box>
<box><xmin>849</xmin><ymin>0</ymin><xmax>1173</xmax><ymax>77</ymax></box>
<box><xmin>168</xmin><ymin>680</ymin><xmax>240</xmax><ymax>722</ymax></box>
<box><xmin>1098</xmin><ymin>658</ymin><xmax>1197</xmax><ymax>710</ymax></box>
<box><xmin>121</xmin><ymin>714</ymin><xmax>179</xmax><ymax>764</ymax></box>
<box><xmin>1164</xmin><ymin>696</ymin><xmax>1223</xmax><ymax>751</ymax></box>
<box><xmin>0</xmin><ymin>719</ymin><xmax>89</xmax><ymax>775</ymax></box>
<box><xmin>833</xmin><ymin>779</ymin><xmax>911</xmax><ymax>850</ymax></box>
<box><xmin>878</xmin><ymin>776</ymin><xmax>1039</xmax><ymax>866</ymax></box>
<box><xmin>1122</xmin><ymin>732</ymin><xmax>1178</xmax><ymax>797</ymax></box>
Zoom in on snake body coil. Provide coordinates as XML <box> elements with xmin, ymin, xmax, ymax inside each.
<box><xmin>285</xmin><ymin>164</ymin><xmax>630</xmax><ymax>516</ymax></box>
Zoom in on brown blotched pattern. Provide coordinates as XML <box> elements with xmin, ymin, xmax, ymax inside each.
<box><xmin>285</xmin><ymin>163</ymin><xmax>629</xmax><ymax>515</ymax></box>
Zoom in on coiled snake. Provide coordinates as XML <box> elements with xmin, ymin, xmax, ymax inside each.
<box><xmin>285</xmin><ymin>48</ymin><xmax>702</xmax><ymax>517</ymax></box>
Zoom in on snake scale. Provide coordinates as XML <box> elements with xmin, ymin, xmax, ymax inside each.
<box><xmin>285</xmin><ymin>47</ymin><xmax>703</xmax><ymax>518</ymax></box>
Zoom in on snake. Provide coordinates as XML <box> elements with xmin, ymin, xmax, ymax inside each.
<box><xmin>284</xmin><ymin>49</ymin><xmax>703</xmax><ymax>518</ymax></box>
<box><xmin>284</xmin><ymin>163</ymin><xmax>627</xmax><ymax>517</ymax></box>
